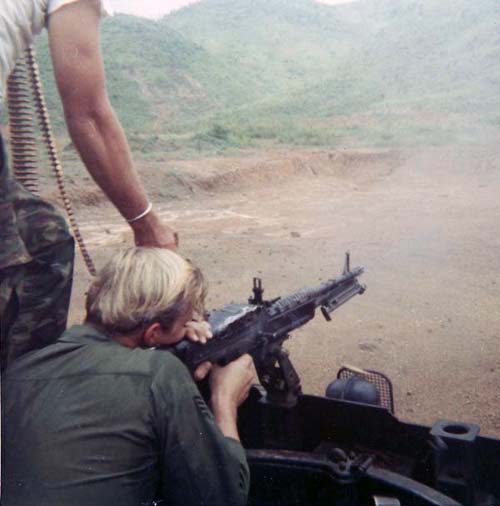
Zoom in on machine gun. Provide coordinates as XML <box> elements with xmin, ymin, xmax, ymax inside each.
<box><xmin>162</xmin><ymin>255</ymin><xmax>500</xmax><ymax>506</ymax></box>
<box><xmin>169</xmin><ymin>252</ymin><xmax>365</xmax><ymax>406</ymax></box>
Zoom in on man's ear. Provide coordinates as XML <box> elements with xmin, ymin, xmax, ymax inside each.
<box><xmin>142</xmin><ymin>322</ymin><xmax>163</xmax><ymax>348</ymax></box>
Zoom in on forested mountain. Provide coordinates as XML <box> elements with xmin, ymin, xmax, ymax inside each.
<box><xmin>30</xmin><ymin>0</ymin><xmax>500</xmax><ymax>152</ymax></box>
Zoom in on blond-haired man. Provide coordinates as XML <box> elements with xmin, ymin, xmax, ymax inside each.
<box><xmin>2</xmin><ymin>248</ymin><xmax>256</xmax><ymax>506</ymax></box>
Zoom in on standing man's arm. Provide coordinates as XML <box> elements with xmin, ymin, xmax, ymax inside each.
<box><xmin>47</xmin><ymin>0</ymin><xmax>177</xmax><ymax>249</ymax></box>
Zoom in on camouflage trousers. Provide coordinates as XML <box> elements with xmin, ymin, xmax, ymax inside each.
<box><xmin>0</xmin><ymin>133</ymin><xmax>75</xmax><ymax>371</ymax></box>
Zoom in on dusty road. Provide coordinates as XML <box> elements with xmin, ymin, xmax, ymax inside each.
<box><xmin>66</xmin><ymin>144</ymin><xmax>500</xmax><ymax>436</ymax></box>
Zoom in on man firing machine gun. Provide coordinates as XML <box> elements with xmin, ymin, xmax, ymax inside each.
<box><xmin>170</xmin><ymin>252</ymin><xmax>365</xmax><ymax>407</ymax></box>
<box><xmin>4</xmin><ymin>246</ymin><xmax>500</xmax><ymax>506</ymax></box>
<box><xmin>1</xmin><ymin>248</ymin><xmax>366</xmax><ymax>506</ymax></box>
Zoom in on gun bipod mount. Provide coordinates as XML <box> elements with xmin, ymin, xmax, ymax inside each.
<box><xmin>258</xmin><ymin>346</ymin><xmax>303</xmax><ymax>408</ymax></box>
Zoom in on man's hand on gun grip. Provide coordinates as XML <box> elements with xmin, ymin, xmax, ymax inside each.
<box><xmin>210</xmin><ymin>354</ymin><xmax>257</xmax><ymax>414</ymax></box>
<box><xmin>209</xmin><ymin>354</ymin><xmax>257</xmax><ymax>440</ymax></box>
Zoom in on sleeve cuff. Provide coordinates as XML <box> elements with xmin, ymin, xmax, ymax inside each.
<box><xmin>224</xmin><ymin>436</ymin><xmax>246</xmax><ymax>455</ymax></box>
<box><xmin>48</xmin><ymin>0</ymin><xmax>114</xmax><ymax>17</ymax></box>
<box><xmin>224</xmin><ymin>437</ymin><xmax>250</xmax><ymax>499</ymax></box>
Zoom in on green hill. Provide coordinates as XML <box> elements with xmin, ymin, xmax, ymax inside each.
<box><xmin>164</xmin><ymin>0</ymin><xmax>500</xmax><ymax>147</ymax></box>
<box><xmin>22</xmin><ymin>0</ymin><xmax>500</xmax><ymax>154</ymax></box>
<box><xmin>34</xmin><ymin>14</ymin><xmax>258</xmax><ymax>152</ymax></box>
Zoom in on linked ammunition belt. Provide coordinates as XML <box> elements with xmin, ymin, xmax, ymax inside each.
<box><xmin>6</xmin><ymin>46</ymin><xmax>96</xmax><ymax>276</ymax></box>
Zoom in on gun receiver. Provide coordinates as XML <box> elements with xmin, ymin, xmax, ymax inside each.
<box><xmin>170</xmin><ymin>253</ymin><xmax>365</xmax><ymax>406</ymax></box>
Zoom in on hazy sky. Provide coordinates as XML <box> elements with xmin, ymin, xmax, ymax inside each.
<box><xmin>108</xmin><ymin>0</ymin><xmax>356</xmax><ymax>19</ymax></box>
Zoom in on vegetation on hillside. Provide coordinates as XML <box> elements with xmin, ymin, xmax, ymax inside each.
<box><xmin>19</xmin><ymin>0</ymin><xmax>500</xmax><ymax>155</ymax></box>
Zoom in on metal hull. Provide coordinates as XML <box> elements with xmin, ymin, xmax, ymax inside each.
<box><xmin>239</xmin><ymin>388</ymin><xmax>500</xmax><ymax>506</ymax></box>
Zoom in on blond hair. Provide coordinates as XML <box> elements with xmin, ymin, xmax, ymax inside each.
<box><xmin>85</xmin><ymin>247</ymin><xmax>207</xmax><ymax>334</ymax></box>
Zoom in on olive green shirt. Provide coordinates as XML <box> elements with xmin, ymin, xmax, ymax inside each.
<box><xmin>2</xmin><ymin>324</ymin><xmax>249</xmax><ymax>506</ymax></box>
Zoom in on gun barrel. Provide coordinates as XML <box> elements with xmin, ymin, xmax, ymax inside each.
<box><xmin>268</xmin><ymin>267</ymin><xmax>364</xmax><ymax>318</ymax></box>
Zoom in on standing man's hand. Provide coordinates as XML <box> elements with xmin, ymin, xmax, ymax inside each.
<box><xmin>130</xmin><ymin>210</ymin><xmax>178</xmax><ymax>250</ymax></box>
<box><xmin>48</xmin><ymin>1</ymin><xmax>179</xmax><ymax>251</ymax></box>
<box><xmin>209</xmin><ymin>354</ymin><xmax>257</xmax><ymax>441</ymax></box>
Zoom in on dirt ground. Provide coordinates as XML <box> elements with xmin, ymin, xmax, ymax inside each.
<box><xmin>63</xmin><ymin>144</ymin><xmax>500</xmax><ymax>437</ymax></box>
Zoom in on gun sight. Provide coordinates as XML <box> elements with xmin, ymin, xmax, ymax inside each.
<box><xmin>249</xmin><ymin>277</ymin><xmax>264</xmax><ymax>305</ymax></box>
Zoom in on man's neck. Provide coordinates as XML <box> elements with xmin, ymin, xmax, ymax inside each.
<box><xmin>113</xmin><ymin>333</ymin><xmax>142</xmax><ymax>349</ymax></box>
<box><xmin>84</xmin><ymin>320</ymin><xmax>142</xmax><ymax>349</ymax></box>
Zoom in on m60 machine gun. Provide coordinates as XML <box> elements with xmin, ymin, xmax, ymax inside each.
<box><xmin>170</xmin><ymin>254</ymin><xmax>500</xmax><ymax>506</ymax></box>
<box><xmin>171</xmin><ymin>252</ymin><xmax>365</xmax><ymax>407</ymax></box>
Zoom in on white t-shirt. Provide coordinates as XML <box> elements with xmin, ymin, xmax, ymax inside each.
<box><xmin>0</xmin><ymin>0</ymin><xmax>113</xmax><ymax>105</ymax></box>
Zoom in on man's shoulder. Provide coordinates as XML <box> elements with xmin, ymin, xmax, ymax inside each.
<box><xmin>146</xmin><ymin>347</ymin><xmax>193</xmax><ymax>383</ymax></box>
<box><xmin>64</xmin><ymin>324</ymin><xmax>191</xmax><ymax>380</ymax></box>
<box><xmin>4</xmin><ymin>324</ymin><xmax>189</xmax><ymax>384</ymax></box>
